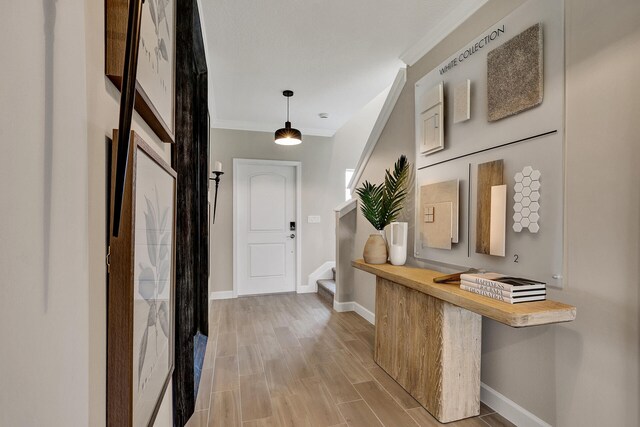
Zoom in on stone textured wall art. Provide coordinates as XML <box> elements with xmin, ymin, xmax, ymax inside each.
<box><xmin>420</xmin><ymin>180</ymin><xmax>459</xmax><ymax>250</ymax></box>
<box><xmin>513</xmin><ymin>166</ymin><xmax>541</xmax><ymax>233</ymax></box>
<box><xmin>487</xmin><ymin>23</ymin><xmax>543</xmax><ymax>122</ymax></box>
<box><xmin>453</xmin><ymin>79</ymin><xmax>471</xmax><ymax>124</ymax></box>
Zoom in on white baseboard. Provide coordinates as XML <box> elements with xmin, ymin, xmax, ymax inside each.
<box><xmin>332</xmin><ymin>300</ymin><xmax>375</xmax><ymax>325</ymax></box>
<box><xmin>209</xmin><ymin>291</ymin><xmax>235</xmax><ymax>300</ymax></box>
<box><xmin>481</xmin><ymin>383</ymin><xmax>552</xmax><ymax>427</ymax></box>
<box><xmin>307</xmin><ymin>261</ymin><xmax>335</xmax><ymax>292</ymax></box>
<box><xmin>333</xmin><ymin>300</ymin><xmax>354</xmax><ymax>312</ymax></box>
<box><xmin>296</xmin><ymin>284</ymin><xmax>316</xmax><ymax>294</ymax></box>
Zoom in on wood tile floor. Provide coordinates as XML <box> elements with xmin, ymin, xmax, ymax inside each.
<box><xmin>186</xmin><ymin>293</ymin><xmax>515</xmax><ymax>427</ymax></box>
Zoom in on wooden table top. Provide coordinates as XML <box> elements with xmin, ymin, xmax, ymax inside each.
<box><xmin>352</xmin><ymin>259</ymin><xmax>576</xmax><ymax>328</ymax></box>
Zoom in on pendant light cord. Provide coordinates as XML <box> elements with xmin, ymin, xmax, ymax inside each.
<box><xmin>286</xmin><ymin>96</ymin><xmax>290</xmax><ymax>122</ymax></box>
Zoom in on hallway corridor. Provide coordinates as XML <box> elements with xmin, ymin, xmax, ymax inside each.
<box><xmin>187</xmin><ymin>294</ymin><xmax>513</xmax><ymax>427</ymax></box>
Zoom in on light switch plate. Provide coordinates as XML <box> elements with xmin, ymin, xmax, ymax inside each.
<box><xmin>307</xmin><ymin>215</ymin><xmax>321</xmax><ymax>223</ymax></box>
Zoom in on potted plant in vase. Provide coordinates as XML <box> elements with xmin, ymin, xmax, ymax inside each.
<box><xmin>355</xmin><ymin>155</ymin><xmax>411</xmax><ymax>264</ymax></box>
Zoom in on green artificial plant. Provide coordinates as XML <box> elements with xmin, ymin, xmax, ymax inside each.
<box><xmin>355</xmin><ymin>155</ymin><xmax>411</xmax><ymax>231</ymax></box>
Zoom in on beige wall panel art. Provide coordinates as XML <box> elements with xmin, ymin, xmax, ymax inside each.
<box><xmin>423</xmin><ymin>202</ymin><xmax>453</xmax><ymax>250</ymax></box>
<box><xmin>419</xmin><ymin>180</ymin><xmax>459</xmax><ymax>250</ymax></box>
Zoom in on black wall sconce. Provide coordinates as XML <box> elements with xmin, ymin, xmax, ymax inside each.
<box><xmin>209</xmin><ymin>161</ymin><xmax>224</xmax><ymax>224</ymax></box>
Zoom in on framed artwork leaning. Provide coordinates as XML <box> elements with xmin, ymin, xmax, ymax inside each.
<box><xmin>106</xmin><ymin>0</ymin><xmax>176</xmax><ymax>143</ymax></box>
<box><xmin>108</xmin><ymin>130</ymin><xmax>176</xmax><ymax>427</ymax></box>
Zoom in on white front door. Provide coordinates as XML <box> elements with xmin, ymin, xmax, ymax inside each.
<box><xmin>234</xmin><ymin>160</ymin><xmax>298</xmax><ymax>295</ymax></box>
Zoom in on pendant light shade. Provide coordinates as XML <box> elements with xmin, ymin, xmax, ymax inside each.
<box><xmin>275</xmin><ymin>90</ymin><xmax>302</xmax><ymax>145</ymax></box>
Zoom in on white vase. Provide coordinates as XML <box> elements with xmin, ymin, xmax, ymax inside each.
<box><xmin>388</xmin><ymin>222</ymin><xmax>408</xmax><ymax>266</ymax></box>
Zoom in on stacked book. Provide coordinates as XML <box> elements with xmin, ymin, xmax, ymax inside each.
<box><xmin>459</xmin><ymin>272</ymin><xmax>546</xmax><ymax>304</ymax></box>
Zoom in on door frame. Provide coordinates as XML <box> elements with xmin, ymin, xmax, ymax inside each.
<box><xmin>232</xmin><ymin>158</ymin><xmax>302</xmax><ymax>297</ymax></box>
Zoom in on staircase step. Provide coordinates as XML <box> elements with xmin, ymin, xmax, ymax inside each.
<box><xmin>317</xmin><ymin>279</ymin><xmax>336</xmax><ymax>296</ymax></box>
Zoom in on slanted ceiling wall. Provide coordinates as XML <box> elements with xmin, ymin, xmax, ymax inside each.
<box><xmin>349</xmin><ymin>0</ymin><xmax>640</xmax><ymax>425</ymax></box>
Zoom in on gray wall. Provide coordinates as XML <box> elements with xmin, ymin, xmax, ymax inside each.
<box><xmin>348</xmin><ymin>0</ymin><xmax>640</xmax><ymax>425</ymax></box>
<box><xmin>209</xmin><ymin>88</ymin><xmax>387</xmax><ymax>295</ymax></box>
<box><xmin>209</xmin><ymin>130</ymin><xmax>346</xmax><ymax>294</ymax></box>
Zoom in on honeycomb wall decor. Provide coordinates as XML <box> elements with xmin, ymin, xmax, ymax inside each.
<box><xmin>513</xmin><ymin>166</ymin><xmax>540</xmax><ymax>233</ymax></box>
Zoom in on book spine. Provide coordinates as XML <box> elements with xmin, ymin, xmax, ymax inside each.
<box><xmin>460</xmin><ymin>275</ymin><xmax>510</xmax><ymax>290</ymax></box>
<box><xmin>460</xmin><ymin>281</ymin><xmax>546</xmax><ymax>297</ymax></box>
<box><xmin>460</xmin><ymin>284</ymin><xmax>545</xmax><ymax>303</ymax></box>
<box><xmin>460</xmin><ymin>284</ymin><xmax>511</xmax><ymax>303</ymax></box>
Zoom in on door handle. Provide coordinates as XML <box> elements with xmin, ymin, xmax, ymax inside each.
<box><xmin>288</xmin><ymin>234</ymin><xmax>296</xmax><ymax>239</ymax></box>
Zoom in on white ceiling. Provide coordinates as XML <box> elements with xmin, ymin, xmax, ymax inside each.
<box><xmin>201</xmin><ymin>0</ymin><xmax>485</xmax><ymax>137</ymax></box>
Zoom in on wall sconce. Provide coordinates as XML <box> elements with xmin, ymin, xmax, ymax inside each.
<box><xmin>209</xmin><ymin>161</ymin><xmax>224</xmax><ymax>224</ymax></box>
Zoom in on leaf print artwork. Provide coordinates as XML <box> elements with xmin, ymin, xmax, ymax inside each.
<box><xmin>147</xmin><ymin>0</ymin><xmax>171</xmax><ymax>71</ymax></box>
<box><xmin>137</xmin><ymin>186</ymin><xmax>171</xmax><ymax>388</ymax></box>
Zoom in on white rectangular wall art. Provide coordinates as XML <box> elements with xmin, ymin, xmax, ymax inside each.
<box><xmin>489</xmin><ymin>185</ymin><xmax>507</xmax><ymax>256</ymax></box>
<box><xmin>417</xmin><ymin>82</ymin><xmax>445</xmax><ymax>155</ymax></box>
<box><xmin>513</xmin><ymin>166</ymin><xmax>541</xmax><ymax>233</ymax></box>
<box><xmin>453</xmin><ymin>79</ymin><xmax>471</xmax><ymax>123</ymax></box>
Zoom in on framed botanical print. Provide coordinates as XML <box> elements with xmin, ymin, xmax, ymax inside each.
<box><xmin>106</xmin><ymin>0</ymin><xmax>176</xmax><ymax>143</ymax></box>
<box><xmin>108</xmin><ymin>130</ymin><xmax>176</xmax><ymax>426</ymax></box>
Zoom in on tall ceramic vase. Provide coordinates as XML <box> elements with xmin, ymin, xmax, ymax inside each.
<box><xmin>388</xmin><ymin>222</ymin><xmax>408</xmax><ymax>266</ymax></box>
<box><xmin>363</xmin><ymin>230</ymin><xmax>387</xmax><ymax>264</ymax></box>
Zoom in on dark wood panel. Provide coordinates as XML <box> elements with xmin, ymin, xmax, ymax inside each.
<box><xmin>475</xmin><ymin>159</ymin><xmax>503</xmax><ymax>254</ymax></box>
<box><xmin>172</xmin><ymin>0</ymin><xmax>210</xmax><ymax>424</ymax></box>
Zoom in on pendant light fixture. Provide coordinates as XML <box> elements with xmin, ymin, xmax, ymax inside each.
<box><xmin>275</xmin><ymin>90</ymin><xmax>302</xmax><ymax>145</ymax></box>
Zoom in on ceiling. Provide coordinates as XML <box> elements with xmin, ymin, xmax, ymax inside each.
<box><xmin>201</xmin><ymin>0</ymin><xmax>485</xmax><ymax>137</ymax></box>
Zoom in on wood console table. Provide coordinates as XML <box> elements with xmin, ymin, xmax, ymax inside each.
<box><xmin>352</xmin><ymin>259</ymin><xmax>576</xmax><ymax>423</ymax></box>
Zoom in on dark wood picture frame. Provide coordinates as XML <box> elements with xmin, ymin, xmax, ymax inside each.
<box><xmin>108</xmin><ymin>130</ymin><xmax>177</xmax><ymax>426</ymax></box>
<box><xmin>106</xmin><ymin>0</ymin><xmax>176</xmax><ymax>143</ymax></box>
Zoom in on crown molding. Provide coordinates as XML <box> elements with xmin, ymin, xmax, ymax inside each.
<box><xmin>400</xmin><ymin>0</ymin><xmax>489</xmax><ymax>66</ymax></box>
<box><xmin>211</xmin><ymin>119</ymin><xmax>336</xmax><ymax>138</ymax></box>
<box><xmin>348</xmin><ymin>67</ymin><xmax>407</xmax><ymax>193</ymax></box>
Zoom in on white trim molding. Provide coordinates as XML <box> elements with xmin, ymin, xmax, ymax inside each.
<box><xmin>209</xmin><ymin>291</ymin><xmax>235</xmax><ymax>300</ymax></box>
<box><xmin>306</xmin><ymin>261</ymin><xmax>335</xmax><ymax>293</ymax></box>
<box><xmin>332</xmin><ymin>301</ymin><xmax>375</xmax><ymax>325</ymax></box>
<box><xmin>212</xmin><ymin>119</ymin><xmax>335</xmax><ymax>138</ymax></box>
<box><xmin>481</xmin><ymin>383</ymin><xmax>552</xmax><ymax>427</ymax></box>
<box><xmin>348</xmin><ymin>67</ymin><xmax>407</xmax><ymax>193</ymax></box>
<box><xmin>400</xmin><ymin>0</ymin><xmax>489</xmax><ymax>66</ymax></box>
<box><xmin>334</xmin><ymin>198</ymin><xmax>358</xmax><ymax>219</ymax></box>
<box><xmin>233</xmin><ymin>159</ymin><xmax>303</xmax><ymax>298</ymax></box>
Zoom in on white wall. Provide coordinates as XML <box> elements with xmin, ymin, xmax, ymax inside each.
<box><xmin>0</xmin><ymin>1</ymin><xmax>89</xmax><ymax>424</ymax></box>
<box><xmin>0</xmin><ymin>0</ymin><xmax>173</xmax><ymax>424</ymax></box>
<box><xmin>348</xmin><ymin>0</ymin><xmax>640</xmax><ymax>425</ymax></box>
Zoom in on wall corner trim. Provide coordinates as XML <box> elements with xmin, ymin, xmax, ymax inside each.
<box><xmin>480</xmin><ymin>383</ymin><xmax>552</xmax><ymax>427</ymax></box>
<box><xmin>400</xmin><ymin>0</ymin><xmax>489</xmax><ymax>66</ymax></box>
<box><xmin>306</xmin><ymin>261</ymin><xmax>335</xmax><ymax>291</ymax></box>
<box><xmin>348</xmin><ymin>67</ymin><xmax>407</xmax><ymax>193</ymax></box>
<box><xmin>209</xmin><ymin>291</ymin><xmax>235</xmax><ymax>300</ymax></box>
<box><xmin>332</xmin><ymin>300</ymin><xmax>375</xmax><ymax>325</ymax></box>
<box><xmin>334</xmin><ymin>198</ymin><xmax>358</xmax><ymax>218</ymax></box>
